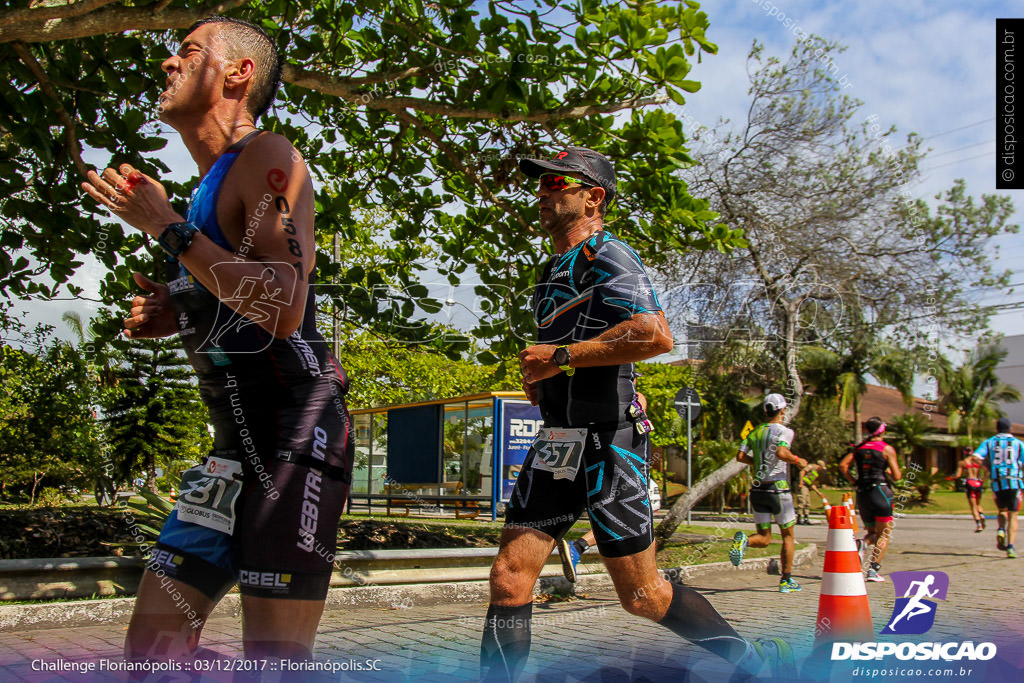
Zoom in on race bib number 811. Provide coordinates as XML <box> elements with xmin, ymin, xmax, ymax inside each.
<box><xmin>530</xmin><ymin>427</ymin><xmax>587</xmax><ymax>481</ymax></box>
<box><xmin>176</xmin><ymin>456</ymin><xmax>243</xmax><ymax>535</ymax></box>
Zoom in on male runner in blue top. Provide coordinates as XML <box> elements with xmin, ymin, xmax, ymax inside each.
<box><xmin>480</xmin><ymin>147</ymin><xmax>793</xmax><ymax>681</ymax></box>
<box><xmin>974</xmin><ymin>417</ymin><xmax>1024</xmax><ymax>558</ymax></box>
<box><xmin>82</xmin><ymin>16</ymin><xmax>353</xmax><ymax>664</ymax></box>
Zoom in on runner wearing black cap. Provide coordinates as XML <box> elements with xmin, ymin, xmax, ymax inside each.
<box><xmin>479</xmin><ymin>147</ymin><xmax>794</xmax><ymax>681</ymax></box>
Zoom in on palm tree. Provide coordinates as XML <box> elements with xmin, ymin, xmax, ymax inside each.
<box><xmin>935</xmin><ymin>342</ymin><xmax>1022</xmax><ymax>441</ymax></box>
<box><xmin>693</xmin><ymin>439</ymin><xmax>750</xmax><ymax>512</ymax></box>
<box><xmin>800</xmin><ymin>339</ymin><xmax>917</xmax><ymax>441</ymax></box>
<box><xmin>886</xmin><ymin>412</ymin><xmax>935</xmax><ymax>469</ymax></box>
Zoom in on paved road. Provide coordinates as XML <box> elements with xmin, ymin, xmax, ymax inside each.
<box><xmin>0</xmin><ymin>516</ymin><xmax>1020</xmax><ymax>682</ymax></box>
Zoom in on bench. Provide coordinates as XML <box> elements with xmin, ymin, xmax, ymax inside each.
<box><xmin>384</xmin><ymin>481</ymin><xmax>480</xmax><ymax>519</ymax></box>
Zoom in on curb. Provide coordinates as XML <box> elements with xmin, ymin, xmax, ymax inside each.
<box><xmin>0</xmin><ymin>544</ymin><xmax>815</xmax><ymax>633</ymax></box>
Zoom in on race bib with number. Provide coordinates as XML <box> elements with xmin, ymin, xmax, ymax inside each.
<box><xmin>530</xmin><ymin>427</ymin><xmax>587</xmax><ymax>481</ymax></box>
<box><xmin>176</xmin><ymin>456</ymin><xmax>244</xmax><ymax>534</ymax></box>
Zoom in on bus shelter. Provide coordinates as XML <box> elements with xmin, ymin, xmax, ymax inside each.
<box><xmin>348</xmin><ymin>392</ymin><xmax>543</xmax><ymax>520</ymax></box>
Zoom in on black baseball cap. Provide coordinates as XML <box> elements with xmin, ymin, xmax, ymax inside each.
<box><xmin>518</xmin><ymin>147</ymin><xmax>617</xmax><ymax>200</ymax></box>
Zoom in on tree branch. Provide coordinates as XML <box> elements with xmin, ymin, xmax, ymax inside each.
<box><xmin>0</xmin><ymin>0</ymin><xmax>117</xmax><ymax>29</ymax></box>
<box><xmin>395</xmin><ymin>110</ymin><xmax>536</xmax><ymax>236</ymax></box>
<box><xmin>283</xmin><ymin>63</ymin><xmax>668</xmax><ymax>121</ymax></box>
<box><xmin>11</xmin><ymin>41</ymin><xmax>89</xmax><ymax>180</ymax></box>
<box><xmin>0</xmin><ymin>0</ymin><xmax>248</xmax><ymax>43</ymax></box>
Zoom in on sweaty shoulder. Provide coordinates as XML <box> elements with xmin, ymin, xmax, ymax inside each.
<box><xmin>236</xmin><ymin>132</ymin><xmax>305</xmax><ymax>174</ymax></box>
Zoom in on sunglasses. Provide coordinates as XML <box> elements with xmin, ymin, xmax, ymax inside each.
<box><xmin>539</xmin><ymin>173</ymin><xmax>596</xmax><ymax>192</ymax></box>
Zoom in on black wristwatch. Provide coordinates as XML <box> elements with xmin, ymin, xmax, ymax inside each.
<box><xmin>553</xmin><ymin>345</ymin><xmax>575</xmax><ymax>376</ymax></box>
<box><xmin>158</xmin><ymin>221</ymin><xmax>199</xmax><ymax>258</ymax></box>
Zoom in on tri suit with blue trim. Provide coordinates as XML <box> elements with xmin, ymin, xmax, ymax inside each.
<box><xmin>148</xmin><ymin>131</ymin><xmax>355</xmax><ymax>601</ymax></box>
<box><xmin>507</xmin><ymin>230</ymin><xmax>665</xmax><ymax>557</ymax></box>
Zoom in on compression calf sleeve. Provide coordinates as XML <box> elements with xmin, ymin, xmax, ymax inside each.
<box><xmin>657</xmin><ymin>583</ymin><xmax>749</xmax><ymax>661</ymax></box>
<box><xmin>480</xmin><ymin>603</ymin><xmax>532</xmax><ymax>682</ymax></box>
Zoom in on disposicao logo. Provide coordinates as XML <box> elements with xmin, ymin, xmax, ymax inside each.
<box><xmin>880</xmin><ymin>571</ymin><xmax>948</xmax><ymax>635</ymax></box>
<box><xmin>831</xmin><ymin>569</ymin><xmax>997</xmax><ymax>663</ymax></box>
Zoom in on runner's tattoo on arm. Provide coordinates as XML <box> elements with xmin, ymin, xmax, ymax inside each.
<box><xmin>273</xmin><ymin>194</ymin><xmax>304</xmax><ymax>269</ymax></box>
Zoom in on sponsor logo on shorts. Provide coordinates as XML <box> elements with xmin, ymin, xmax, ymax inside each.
<box><xmin>239</xmin><ymin>570</ymin><xmax>292</xmax><ymax>590</ymax></box>
<box><xmin>168</xmin><ymin>275</ymin><xmax>194</xmax><ymax>294</ymax></box>
<box><xmin>297</xmin><ymin>426</ymin><xmax>328</xmax><ymax>552</ymax></box>
<box><xmin>149</xmin><ymin>548</ymin><xmax>184</xmax><ymax>568</ymax></box>
<box><xmin>287</xmin><ymin>333</ymin><xmax>321</xmax><ymax>376</ymax></box>
<box><xmin>177</xmin><ymin>312</ymin><xmax>196</xmax><ymax>336</ymax></box>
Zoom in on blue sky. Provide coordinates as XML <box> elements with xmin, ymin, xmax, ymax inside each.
<box><xmin>13</xmin><ymin>0</ymin><xmax>1021</xmax><ymax>356</ymax></box>
<box><xmin>684</xmin><ymin>1</ymin><xmax>1020</xmax><ymax>342</ymax></box>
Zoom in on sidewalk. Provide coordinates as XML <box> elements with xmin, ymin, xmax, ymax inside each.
<box><xmin>1</xmin><ymin>532</ymin><xmax>1019</xmax><ymax>682</ymax></box>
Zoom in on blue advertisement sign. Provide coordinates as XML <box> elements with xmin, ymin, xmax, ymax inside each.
<box><xmin>499</xmin><ymin>400</ymin><xmax>543</xmax><ymax>501</ymax></box>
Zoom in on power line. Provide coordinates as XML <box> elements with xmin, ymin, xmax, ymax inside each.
<box><xmin>921</xmin><ymin>151</ymin><xmax>991</xmax><ymax>173</ymax></box>
<box><xmin>921</xmin><ymin>117</ymin><xmax>995</xmax><ymax>142</ymax></box>
<box><xmin>927</xmin><ymin>139</ymin><xmax>994</xmax><ymax>160</ymax></box>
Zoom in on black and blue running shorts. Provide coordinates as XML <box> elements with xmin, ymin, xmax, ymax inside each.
<box><xmin>506</xmin><ymin>425</ymin><xmax>654</xmax><ymax>558</ymax></box>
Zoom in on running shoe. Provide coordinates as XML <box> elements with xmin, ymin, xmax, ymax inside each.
<box><xmin>865</xmin><ymin>568</ymin><xmax>886</xmax><ymax>582</ymax></box>
<box><xmin>975</xmin><ymin>523</ymin><xmax>984</xmax><ymax>533</ymax></box>
<box><xmin>1008</xmin><ymin>547</ymin><xmax>1017</xmax><ymax>559</ymax></box>
<box><xmin>729</xmin><ymin>531</ymin><xmax>748</xmax><ymax>567</ymax></box>
<box><xmin>997</xmin><ymin>528</ymin><xmax>1007</xmax><ymax>551</ymax></box>
<box><xmin>779</xmin><ymin>577</ymin><xmax>802</xmax><ymax>593</ymax></box>
<box><xmin>557</xmin><ymin>538</ymin><xmax>579</xmax><ymax>583</ymax></box>
<box><xmin>751</xmin><ymin>637</ymin><xmax>796</xmax><ymax>678</ymax></box>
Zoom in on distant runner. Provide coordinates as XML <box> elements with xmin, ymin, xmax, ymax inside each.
<box><xmin>796</xmin><ymin>460</ymin><xmax>827</xmax><ymax>525</ymax></box>
<box><xmin>839</xmin><ymin>417</ymin><xmax>901</xmax><ymax>582</ymax></box>
<box><xmin>730</xmin><ymin>394</ymin><xmax>808</xmax><ymax>594</ymax></box>
<box><xmin>973</xmin><ymin>417</ymin><xmax>1024</xmax><ymax>559</ymax></box>
<box><xmin>950</xmin><ymin>448</ymin><xmax>987</xmax><ymax>533</ymax></box>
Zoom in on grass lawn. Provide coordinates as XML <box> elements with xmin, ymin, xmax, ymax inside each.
<box><xmin>811</xmin><ymin>486</ymin><xmax>1005</xmax><ymax>516</ymax></box>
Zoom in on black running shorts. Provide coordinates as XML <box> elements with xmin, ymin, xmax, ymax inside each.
<box><xmin>150</xmin><ymin>378</ymin><xmax>354</xmax><ymax>601</ymax></box>
<box><xmin>994</xmin><ymin>488</ymin><xmax>1022</xmax><ymax>512</ymax></box>
<box><xmin>505</xmin><ymin>425</ymin><xmax>653</xmax><ymax>558</ymax></box>
<box><xmin>856</xmin><ymin>483</ymin><xmax>894</xmax><ymax>526</ymax></box>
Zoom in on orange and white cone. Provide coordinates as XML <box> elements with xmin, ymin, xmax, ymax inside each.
<box><xmin>815</xmin><ymin>503</ymin><xmax>873</xmax><ymax>643</ymax></box>
<box><xmin>842</xmin><ymin>492</ymin><xmax>859</xmax><ymax>535</ymax></box>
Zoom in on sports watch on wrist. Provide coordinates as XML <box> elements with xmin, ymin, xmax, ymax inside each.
<box><xmin>553</xmin><ymin>345</ymin><xmax>575</xmax><ymax>376</ymax></box>
<box><xmin>158</xmin><ymin>221</ymin><xmax>199</xmax><ymax>258</ymax></box>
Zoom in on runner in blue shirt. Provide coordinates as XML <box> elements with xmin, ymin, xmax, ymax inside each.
<box><xmin>973</xmin><ymin>417</ymin><xmax>1024</xmax><ymax>558</ymax></box>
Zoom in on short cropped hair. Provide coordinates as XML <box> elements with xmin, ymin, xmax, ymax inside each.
<box><xmin>188</xmin><ymin>16</ymin><xmax>282</xmax><ymax>121</ymax></box>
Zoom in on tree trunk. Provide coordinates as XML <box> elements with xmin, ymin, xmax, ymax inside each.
<box><xmin>853</xmin><ymin>395</ymin><xmax>862</xmax><ymax>442</ymax></box>
<box><xmin>145</xmin><ymin>455</ymin><xmax>158</xmax><ymax>493</ymax></box>
<box><xmin>29</xmin><ymin>471</ymin><xmax>42</xmax><ymax>506</ymax></box>
<box><xmin>782</xmin><ymin>301</ymin><xmax>804</xmax><ymax>421</ymax></box>
<box><xmin>655</xmin><ymin>459</ymin><xmax>747</xmax><ymax>549</ymax></box>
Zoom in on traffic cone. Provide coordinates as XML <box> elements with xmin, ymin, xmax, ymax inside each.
<box><xmin>842</xmin><ymin>492</ymin><xmax>859</xmax><ymax>535</ymax></box>
<box><xmin>815</xmin><ymin>503</ymin><xmax>873</xmax><ymax>643</ymax></box>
